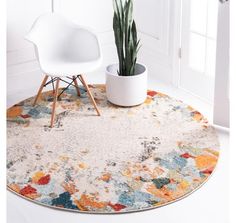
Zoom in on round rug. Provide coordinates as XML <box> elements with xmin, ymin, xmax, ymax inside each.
<box><xmin>7</xmin><ymin>84</ymin><xmax>220</xmax><ymax>213</ymax></box>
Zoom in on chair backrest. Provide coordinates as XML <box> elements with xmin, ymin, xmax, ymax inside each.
<box><xmin>25</xmin><ymin>13</ymin><xmax>102</xmax><ymax>63</ymax></box>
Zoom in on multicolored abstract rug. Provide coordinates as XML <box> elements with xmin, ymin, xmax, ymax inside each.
<box><xmin>7</xmin><ymin>84</ymin><xmax>220</xmax><ymax>213</ymax></box>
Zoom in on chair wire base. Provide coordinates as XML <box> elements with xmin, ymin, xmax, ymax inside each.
<box><xmin>34</xmin><ymin>74</ymin><xmax>100</xmax><ymax>128</ymax></box>
<box><xmin>43</xmin><ymin>76</ymin><xmax>86</xmax><ymax>99</ymax></box>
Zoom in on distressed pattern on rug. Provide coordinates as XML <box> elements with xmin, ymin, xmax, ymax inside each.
<box><xmin>7</xmin><ymin>84</ymin><xmax>220</xmax><ymax>213</ymax></box>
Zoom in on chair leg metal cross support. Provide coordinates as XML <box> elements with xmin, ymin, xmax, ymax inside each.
<box><xmin>33</xmin><ymin>74</ymin><xmax>101</xmax><ymax>128</ymax></box>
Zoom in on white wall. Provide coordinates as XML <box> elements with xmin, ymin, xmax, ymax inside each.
<box><xmin>7</xmin><ymin>0</ymin><xmax>51</xmax><ymax>107</ymax></box>
<box><xmin>7</xmin><ymin>0</ymin><xmax>177</xmax><ymax>107</ymax></box>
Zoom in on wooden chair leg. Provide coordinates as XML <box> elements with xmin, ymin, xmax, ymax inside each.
<box><xmin>50</xmin><ymin>78</ymin><xmax>60</xmax><ymax>128</ymax></box>
<box><xmin>79</xmin><ymin>75</ymin><xmax>101</xmax><ymax>116</ymax></box>
<box><xmin>33</xmin><ymin>75</ymin><xmax>49</xmax><ymax>106</ymax></box>
<box><xmin>72</xmin><ymin>75</ymin><xmax>81</xmax><ymax>97</ymax></box>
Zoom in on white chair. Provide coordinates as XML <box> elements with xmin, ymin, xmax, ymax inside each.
<box><xmin>25</xmin><ymin>13</ymin><xmax>102</xmax><ymax>127</ymax></box>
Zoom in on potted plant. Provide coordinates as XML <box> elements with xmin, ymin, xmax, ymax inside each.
<box><xmin>106</xmin><ymin>0</ymin><xmax>147</xmax><ymax>107</ymax></box>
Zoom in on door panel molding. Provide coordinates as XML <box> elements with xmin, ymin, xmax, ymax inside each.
<box><xmin>213</xmin><ymin>0</ymin><xmax>229</xmax><ymax>127</ymax></box>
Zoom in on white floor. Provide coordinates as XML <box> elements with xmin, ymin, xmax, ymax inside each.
<box><xmin>7</xmin><ymin>75</ymin><xmax>229</xmax><ymax>223</ymax></box>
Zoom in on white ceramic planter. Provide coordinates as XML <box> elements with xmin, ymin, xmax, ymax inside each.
<box><xmin>106</xmin><ymin>63</ymin><xmax>147</xmax><ymax>107</ymax></box>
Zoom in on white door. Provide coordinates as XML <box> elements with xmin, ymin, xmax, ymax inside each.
<box><xmin>180</xmin><ymin>0</ymin><xmax>219</xmax><ymax>102</ymax></box>
<box><xmin>214</xmin><ymin>0</ymin><xmax>229</xmax><ymax>127</ymax></box>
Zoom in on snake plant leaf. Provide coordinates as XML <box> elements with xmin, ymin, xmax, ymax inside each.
<box><xmin>125</xmin><ymin>0</ymin><xmax>133</xmax><ymax>26</ymax></box>
<box><xmin>113</xmin><ymin>12</ymin><xmax>124</xmax><ymax>75</ymax></box>
<box><xmin>113</xmin><ymin>0</ymin><xmax>122</xmax><ymax>18</ymax></box>
<box><xmin>131</xmin><ymin>21</ymin><xmax>137</xmax><ymax>44</ymax></box>
<box><xmin>112</xmin><ymin>0</ymin><xmax>141</xmax><ymax>76</ymax></box>
<box><xmin>125</xmin><ymin>0</ymin><xmax>133</xmax><ymax>48</ymax></box>
<box><xmin>125</xmin><ymin>1</ymin><xmax>133</xmax><ymax>75</ymax></box>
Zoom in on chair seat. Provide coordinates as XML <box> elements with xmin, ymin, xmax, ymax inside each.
<box><xmin>41</xmin><ymin>58</ymin><xmax>102</xmax><ymax>77</ymax></box>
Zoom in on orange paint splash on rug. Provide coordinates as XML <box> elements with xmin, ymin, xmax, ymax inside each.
<box><xmin>195</xmin><ymin>154</ymin><xmax>217</xmax><ymax>170</ymax></box>
<box><xmin>144</xmin><ymin>97</ymin><xmax>153</xmax><ymax>105</ymax></box>
<box><xmin>192</xmin><ymin>111</ymin><xmax>203</xmax><ymax>122</ymax></box>
<box><xmin>100</xmin><ymin>173</ymin><xmax>112</xmax><ymax>182</ymax></box>
<box><xmin>62</xmin><ymin>182</ymin><xmax>79</xmax><ymax>194</ymax></box>
<box><xmin>73</xmin><ymin>199</ymin><xmax>89</xmax><ymax>211</ymax></box>
<box><xmin>9</xmin><ymin>183</ymin><xmax>21</xmax><ymax>193</ymax></box>
<box><xmin>78</xmin><ymin>194</ymin><xmax>107</xmax><ymax>209</ymax></box>
<box><xmin>146</xmin><ymin>184</ymin><xmax>173</xmax><ymax>202</ymax></box>
<box><xmin>7</xmin><ymin>106</ymin><xmax>22</xmax><ymax>118</ymax></box>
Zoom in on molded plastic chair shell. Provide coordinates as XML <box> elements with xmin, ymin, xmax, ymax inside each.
<box><xmin>25</xmin><ymin>13</ymin><xmax>102</xmax><ymax>76</ymax></box>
